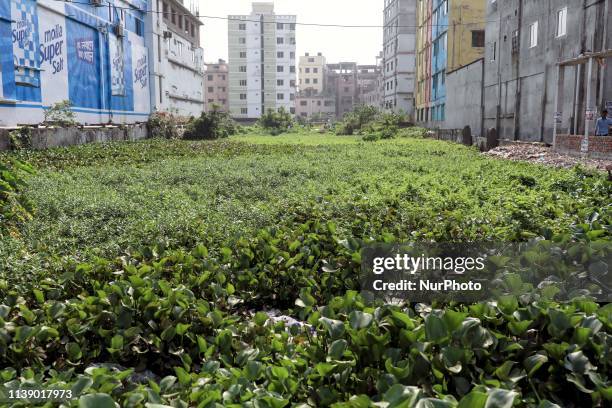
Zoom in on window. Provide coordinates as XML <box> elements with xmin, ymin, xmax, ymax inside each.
<box><xmin>239</xmin><ymin>38</ymin><xmax>246</xmax><ymax>44</ymax></box>
<box><xmin>277</xmin><ymin>51</ymin><xmax>284</xmax><ymax>58</ymax></box>
<box><xmin>277</xmin><ymin>23</ymin><xmax>284</xmax><ymax>30</ymax></box>
<box><xmin>239</xmin><ymin>23</ymin><xmax>246</xmax><ymax>30</ymax></box>
<box><xmin>308</xmin><ymin>58</ymin><xmax>315</xmax><ymax>63</ymax></box>
<box><xmin>277</xmin><ymin>65</ymin><xmax>284</xmax><ymax>72</ymax></box>
<box><xmin>529</xmin><ymin>21</ymin><xmax>538</xmax><ymax>48</ymax></box>
<box><xmin>290</xmin><ymin>66</ymin><xmax>295</xmax><ymax>73</ymax></box>
<box><xmin>239</xmin><ymin>66</ymin><xmax>247</xmax><ymax>72</ymax></box>
<box><xmin>290</xmin><ymin>93</ymin><xmax>295</xmax><ymax>101</ymax></box>
<box><xmin>290</xmin><ymin>107</ymin><xmax>295</xmax><ymax>114</ymax></box>
<box><xmin>290</xmin><ymin>80</ymin><xmax>296</xmax><ymax>87</ymax></box>
<box><xmin>221</xmin><ymin>75</ymin><xmax>226</xmax><ymax>80</ymax></box>
<box><xmin>300</xmin><ymin>100</ymin><xmax>308</xmax><ymax>106</ymax></box>
<box><xmin>241</xmin><ymin>108</ymin><xmax>248</xmax><ymax>114</ymax></box>
<box><xmin>324</xmin><ymin>101</ymin><xmax>333</xmax><ymax>107</ymax></box>
<box><xmin>163</xmin><ymin>2</ymin><xmax>168</xmax><ymax>19</ymax></box>
<box><xmin>290</xmin><ymin>37</ymin><xmax>295</xmax><ymax>45</ymax></box>
<box><xmin>471</xmin><ymin>30</ymin><xmax>485</xmax><ymax>47</ymax></box>
<box><xmin>208</xmin><ymin>75</ymin><xmax>213</xmax><ymax>81</ymax></box>
<box><xmin>208</xmin><ymin>87</ymin><xmax>214</xmax><ymax>93</ymax></box>
<box><xmin>277</xmin><ymin>79</ymin><xmax>284</xmax><ymax>86</ymax></box>
<box><xmin>305</xmin><ymin>79</ymin><xmax>310</xmax><ymax>84</ymax></box>
<box><xmin>178</xmin><ymin>15</ymin><xmax>182</xmax><ymax>29</ymax></box>
<box><xmin>313</xmin><ymin>68</ymin><xmax>318</xmax><ymax>73</ymax></box>
<box><xmin>317</xmin><ymin>100</ymin><xmax>321</xmax><ymax>106</ymax></box>
<box><xmin>240</xmin><ymin>80</ymin><xmax>247</xmax><ymax>86</ymax></box>
<box><xmin>171</xmin><ymin>8</ymin><xmax>175</xmax><ymax>23</ymax></box>
<box><xmin>305</xmin><ymin>68</ymin><xmax>310</xmax><ymax>73</ymax></box>
<box><xmin>240</xmin><ymin>93</ymin><xmax>247</xmax><ymax>100</ymax></box>
<box><xmin>557</xmin><ymin>8</ymin><xmax>567</xmax><ymax>37</ymax></box>
<box><xmin>289</xmin><ymin>23</ymin><xmax>296</xmax><ymax>30</ymax></box>
<box><xmin>239</xmin><ymin>51</ymin><xmax>247</xmax><ymax>58</ymax></box>
<box><xmin>313</xmin><ymin>79</ymin><xmax>318</xmax><ymax>84</ymax></box>
<box><xmin>277</xmin><ymin>37</ymin><xmax>284</xmax><ymax>44</ymax></box>
<box><xmin>290</xmin><ymin>52</ymin><xmax>295</xmax><ymax>59</ymax></box>
<box><xmin>135</xmin><ymin>18</ymin><xmax>144</xmax><ymax>36</ymax></box>
<box><xmin>277</xmin><ymin>93</ymin><xmax>284</xmax><ymax>100</ymax></box>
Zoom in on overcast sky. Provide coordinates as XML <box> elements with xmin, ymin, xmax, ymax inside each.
<box><xmin>199</xmin><ymin>0</ymin><xmax>383</xmax><ymax>65</ymax></box>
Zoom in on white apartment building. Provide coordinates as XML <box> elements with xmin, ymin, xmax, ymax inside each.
<box><xmin>299</xmin><ymin>53</ymin><xmax>326</xmax><ymax>95</ymax></box>
<box><xmin>228</xmin><ymin>2</ymin><xmax>297</xmax><ymax>119</ymax></box>
<box><xmin>148</xmin><ymin>0</ymin><xmax>205</xmax><ymax>117</ymax></box>
<box><xmin>382</xmin><ymin>0</ymin><xmax>416</xmax><ymax>118</ymax></box>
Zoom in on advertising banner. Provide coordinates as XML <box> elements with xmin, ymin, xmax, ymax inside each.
<box><xmin>67</xmin><ymin>19</ymin><xmax>100</xmax><ymax>109</ymax></box>
<box><xmin>38</xmin><ymin>7</ymin><xmax>68</xmax><ymax>103</ymax></box>
<box><xmin>11</xmin><ymin>0</ymin><xmax>40</xmax><ymax>87</ymax></box>
<box><xmin>109</xmin><ymin>34</ymin><xmax>125</xmax><ymax>96</ymax></box>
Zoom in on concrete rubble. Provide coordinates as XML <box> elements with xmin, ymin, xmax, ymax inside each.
<box><xmin>485</xmin><ymin>142</ymin><xmax>612</xmax><ymax>172</ymax></box>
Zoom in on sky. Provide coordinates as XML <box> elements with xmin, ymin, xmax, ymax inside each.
<box><xmin>199</xmin><ymin>0</ymin><xmax>383</xmax><ymax>65</ymax></box>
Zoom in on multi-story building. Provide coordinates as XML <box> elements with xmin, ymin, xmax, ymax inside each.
<box><xmin>0</xmin><ymin>0</ymin><xmax>151</xmax><ymax>126</ymax></box>
<box><xmin>361</xmin><ymin>54</ymin><xmax>385</xmax><ymax>109</ymax></box>
<box><xmin>483</xmin><ymin>0</ymin><xmax>612</xmax><ymax>143</ymax></box>
<box><xmin>299</xmin><ymin>52</ymin><xmax>326</xmax><ymax>94</ymax></box>
<box><xmin>415</xmin><ymin>0</ymin><xmax>485</xmax><ymax>126</ymax></box>
<box><xmin>295</xmin><ymin>90</ymin><xmax>336</xmax><ymax>122</ymax></box>
<box><xmin>228</xmin><ymin>2</ymin><xmax>297</xmax><ymax>120</ymax></box>
<box><xmin>204</xmin><ymin>59</ymin><xmax>229</xmax><ymax>112</ymax></box>
<box><xmin>356</xmin><ymin>64</ymin><xmax>382</xmax><ymax>105</ymax></box>
<box><xmin>326</xmin><ymin>62</ymin><xmax>358</xmax><ymax>118</ymax></box>
<box><xmin>382</xmin><ymin>0</ymin><xmax>417</xmax><ymax>117</ymax></box>
<box><xmin>151</xmin><ymin>0</ymin><xmax>204</xmax><ymax>117</ymax></box>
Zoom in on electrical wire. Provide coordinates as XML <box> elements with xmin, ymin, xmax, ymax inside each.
<box><xmin>50</xmin><ymin>0</ymin><xmax>509</xmax><ymax>29</ymax></box>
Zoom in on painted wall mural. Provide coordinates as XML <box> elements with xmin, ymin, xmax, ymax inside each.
<box><xmin>0</xmin><ymin>0</ymin><xmax>150</xmax><ymax>126</ymax></box>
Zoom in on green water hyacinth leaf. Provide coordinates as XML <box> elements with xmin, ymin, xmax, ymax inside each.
<box><xmin>564</xmin><ymin>351</ymin><xmax>596</xmax><ymax>374</ymax></box>
<box><xmin>425</xmin><ymin>314</ymin><xmax>448</xmax><ymax>342</ymax></box>
<box><xmin>78</xmin><ymin>393</ymin><xmax>116</xmax><ymax>408</ymax></box>
<box><xmin>349</xmin><ymin>310</ymin><xmax>373</xmax><ymax>329</ymax></box>
<box><xmin>328</xmin><ymin>339</ymin><xmax>348</xmax><ymax>360</ymax></box>
<box><xmin>524</xmin><ymin>353</ymin><xmax>548</xmax><ymax>377</ymax></box>
<box><xmin>485</xmin><ymin>389</ymin><xmax>517</xmax><ymax>408</ymax></box>
<box><xmin>320</xmin><ymin>317</ymin><xmax>346</xmax><ymax>339</ymax></box>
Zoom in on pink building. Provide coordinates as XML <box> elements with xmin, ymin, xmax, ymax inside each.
<box><xmin>204</xmin><ymin>59</ymin><xmax>229</xmax><ymax>112</ymax></box>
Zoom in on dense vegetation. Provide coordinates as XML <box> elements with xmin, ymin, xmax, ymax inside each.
<box><xmin>0</xmin><ymin>132</ymin><xmax>610</xmax><ymax>407</ymax></box>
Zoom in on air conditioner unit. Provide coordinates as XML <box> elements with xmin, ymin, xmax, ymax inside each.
<box><xmin>90</xmin><ymin>0</ymin><xmax>103</xmax><ymax>6</ymax></box>
<box><xmin>163</xmin><ymin>31</ymin><xmax>173</xmax><ymax>39</ymax></box>
<box><xmin>114</xmin><ymin>23</ymin><xmax>125</xmax><ymax>38</ymax></box>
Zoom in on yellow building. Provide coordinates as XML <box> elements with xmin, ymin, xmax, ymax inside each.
<box><xmin>415</xmin><ymin>0</ymin><xmax>485</xmax><ymax>124</ymax></box>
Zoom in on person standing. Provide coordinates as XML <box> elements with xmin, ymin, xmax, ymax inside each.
<box><xmin>595</xmin><ymin>109</ymin><xmax>612</xmax><ymax>136</ymax></box>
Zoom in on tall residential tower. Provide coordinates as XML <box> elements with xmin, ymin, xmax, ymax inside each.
<box><xmin>228</xmin><ymin>2</ymin><xmax>297</xmax><ymax>119</ymax></box>
<box><xmin>382</xmin><ymin>0</ymin><xmax>417</xmax><ymax>118</ymax></box>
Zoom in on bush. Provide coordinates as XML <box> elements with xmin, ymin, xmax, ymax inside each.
<box><xmin>147</xmin><ymin>111</ymin><xmax>182</xmax><ymax>139</ymax></box>
<box><xmin>335</xmin><ymin>105</ymin><xmax>381</xmax><ymax>136</ymax></box>
<box><xmin>0</xmin><ymin>158</ymin><xmax>34</xmax><ymax>236</ymax></box>
<box><xmin>257</xmin><ymin>107</ymin><xmax>294</xmax><ymax>135</ymax></box>
<box><xmin>183</xmin><ymin>107</ymin><xmax>238</xmax><ymax>140</ymax></box>
<box><xmin>43</xmin><ymin>100</ymin><xmax>76</xmax><ymax>127</ymax></box>
<box><xmin>8</xmin><ymin>127</ymin><xmax>32</xmax><ymax>150</ymax></box>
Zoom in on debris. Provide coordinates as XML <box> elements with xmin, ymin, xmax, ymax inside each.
<box><xmin>485</xmin><ymin>143</ymin><xmax>611</xmax><ymax>171</ymax></box>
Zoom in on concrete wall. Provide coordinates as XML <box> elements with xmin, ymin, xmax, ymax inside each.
<box><xmin>0</xmin><ymin>124</ymin><xmax>148</xmax><ymax>151</ymax></box>
<box><xmin>445</xmin><ymin>59</ymin><xmax>484</xmax><ymax>137</ymax></box>
<box><xmin>484</xmin><ymin>0</ymin><xmax>612</xmax><ymax>143</ymax></box>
